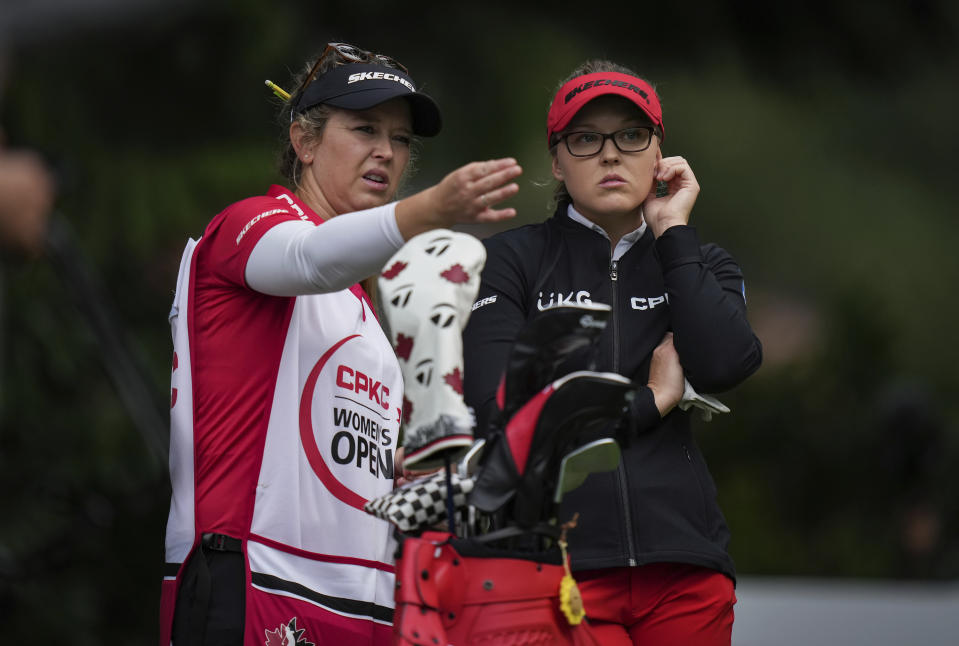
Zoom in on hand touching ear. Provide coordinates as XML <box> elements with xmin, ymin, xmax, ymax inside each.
<box><xmin>643</xmin><ymin>156</ymin><xmax>699</xmax><ymax>238</ymax></box>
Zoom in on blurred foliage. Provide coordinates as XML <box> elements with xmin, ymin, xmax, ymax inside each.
<box><xmin>0</xmin><ymin>0</ymin><xmax>957</xmax><ymax>642</ymax></box>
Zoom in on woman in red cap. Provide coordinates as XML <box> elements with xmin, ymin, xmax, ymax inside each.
<box><xmin>464</xmin><ymin>60</ymin><xmax>762</xmax><ymax>645</ymax></box>
<box><xmin>159</xmin><ymin>42</ymin><xmax>521</xmax><ymax>646</ymax></box>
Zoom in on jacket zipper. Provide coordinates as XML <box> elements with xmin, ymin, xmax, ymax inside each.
<box><xmin>610</xmin><ymin>256</ymin><xmax>637</xmax><ymax>566</ymax></box>
<box><xmin>609</xmin><ymin>257</ymin><xmax>620</xmax><ymax>370</ymax></box>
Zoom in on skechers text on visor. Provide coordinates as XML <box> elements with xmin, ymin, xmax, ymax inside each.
<box><xmin>294</xmin><ymin>62</ymin><xmax>442</xmax><ymax>137</ymax></box>
<box><xmin>546</xmin><ymin>72</ymin><xmax>663</xmax><ymax>147</ymax></box>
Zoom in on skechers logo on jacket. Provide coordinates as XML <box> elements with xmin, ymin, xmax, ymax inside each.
<box><xmin>534</xmin><ymin>290</ymin><xmax>669</xmax><ymax>311</ymax></box>
<box><xmin>348</xmin><ymin>72</ymin><xmax>415</xmax><ymax>91</ymax></box>
<box><xmin>472</xmin><ymin>295</ymin><xmax>497</xmax><ymax>311</ymax></box>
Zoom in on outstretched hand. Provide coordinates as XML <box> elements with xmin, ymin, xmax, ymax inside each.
<box><xmin>438</xmin><ymin>157</ymin><xmax>523</xmax><ymax>224</ymax></box>
<box><xmin>642</xmin><ymin>155</ymin><xmax>699</xmax><ymax>238</ymax></box>
<box><xmin>395</xmin><ymin>157</ymin><xmax>522</xmax><ymax>240</ymax></box>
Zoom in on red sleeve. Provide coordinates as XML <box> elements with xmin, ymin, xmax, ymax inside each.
<box><xmin>201</xmin><ymin>194</ymin><xmax>307</xmax><ymax>288</ymax></box>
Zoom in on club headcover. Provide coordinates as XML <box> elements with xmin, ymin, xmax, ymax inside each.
<box><xmin>510</xmin><ymin>371</ymin><xmax>635</xmax><ymax>528</ymax></box>
<box><xmin>469</xmin><ymin>370</ymin><xmax>636</xmax><ymax>527</ymax></box>
<box><xmin>379</xmin><ymin>230</ymin><xmax>486</xmax><ymax>470</ymax></box>
<box><xmin>496</xmin><ymin>303</ymin><xmax>611</xmax><ymax>423</ymax></box>
<box><xmin>364</xmin><ymin>469</ymin><xmax>475</xmax><ymax>533</ymax></box>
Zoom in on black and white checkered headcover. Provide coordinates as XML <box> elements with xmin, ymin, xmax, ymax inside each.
<box><xmin>364</xmin><ymin>470</ymin><xmax>474</xmax><ymax>533</ymax></box>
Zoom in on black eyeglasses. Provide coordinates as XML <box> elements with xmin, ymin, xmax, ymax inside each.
<box><xmin>296</xmin><ymin>42</ymin><xmax>409</xmax><ymax>97</ymax></box>
<box><xmin>558</xmin><ymin>127</ymin><xmax>656</xmax><ymax>157</ymax></box>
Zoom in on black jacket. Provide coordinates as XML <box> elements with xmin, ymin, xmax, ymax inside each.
<box><xmin>463</xmin><ymin>203</ymin><xmax>762</xmax><ymax>580</ymax></box>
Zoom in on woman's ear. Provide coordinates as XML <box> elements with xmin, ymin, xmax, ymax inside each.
<box><xmin>290</xmin><ymin>122</ymin><xmax>314</xmax><ymax>163</ymax></box>
<box><xmin>551</xmin><ymin>154</ymin><xmax>565</xmax><ymax>182</ymax></box>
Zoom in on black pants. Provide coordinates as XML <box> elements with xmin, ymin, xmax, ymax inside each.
<box><xmin>171</xmin><ymin>547</ymin><xmax>245</xmax><ymax>646</ymax></box>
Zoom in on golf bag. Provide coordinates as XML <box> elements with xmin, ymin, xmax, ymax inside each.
<box><xmin>371</xmin><ymin>237</ymin><xmax>638</xmax><ymax>644</ymax></box>
<box><xmin>389</xmin><ymin>357</ymin><xmax>634</xmax><ymax>645</ymax></box>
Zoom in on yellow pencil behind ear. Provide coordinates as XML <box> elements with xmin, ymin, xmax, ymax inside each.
<box><xmin>264</xmin><ymin>80</ymin><xmax>291</xmax><ymax>101</ymax></box>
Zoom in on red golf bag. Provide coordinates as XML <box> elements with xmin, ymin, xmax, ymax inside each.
<box><xmin>377</xmin><ymin>304</ymin><xmax>637</xmax><ymax>645</ymax></box>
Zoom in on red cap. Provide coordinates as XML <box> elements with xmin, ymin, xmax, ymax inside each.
<box><xmin>546</xmin><ymin>72</ymin><xmax>664</xmax><ymax>147</ymax></box>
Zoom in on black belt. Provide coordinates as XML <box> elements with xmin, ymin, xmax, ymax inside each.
<box><xmin>202</xmin><ymin>532</ymin><xmax>242</xmax><ymax>552</ymax></box>
<box><xmin>187</xmin><ymin>533</ymin><xmax>242</xmax><ymax>644</ymax></box>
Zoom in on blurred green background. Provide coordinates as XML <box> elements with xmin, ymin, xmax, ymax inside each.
<box><xmin>1</xmin><ymin>0</ymin><xmax>956</xmax><ymax>642</ymax></box>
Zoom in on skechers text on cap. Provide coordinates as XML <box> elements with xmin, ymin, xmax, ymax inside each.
<box><xmin>546</xmin><ymin>72</ymin><xmax>663</xmax><ymax>147</ymax></box>
<box><xmin>295</xmin><ymin>63</ymin><xmax>442</xmax><ymax>137</ymax></box>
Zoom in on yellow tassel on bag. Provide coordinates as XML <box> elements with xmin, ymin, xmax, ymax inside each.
<box><xmin>558</xmin><ymin>514</ymin><xmax>586</xmax><ymax>625</ymax></box>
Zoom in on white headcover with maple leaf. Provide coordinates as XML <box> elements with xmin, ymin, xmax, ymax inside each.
<box><xmin>378</xmin><ymin>230</ymin><xmax>486</xmax><ymax>470</ymax></box>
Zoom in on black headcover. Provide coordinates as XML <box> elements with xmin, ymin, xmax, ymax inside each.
<box><xmin>498</xmin><ymin>303</ymin><xmax>611</xmax><ymax>421</ymax></box>
<box><xmin>469</xmin><ymin>370</ymin><xmax>635</xmax><ymax>528</ymax></box>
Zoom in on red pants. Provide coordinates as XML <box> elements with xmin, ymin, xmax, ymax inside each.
<box><xmin>576</xmin><ymin>563</ymin><xmax>736</xmax><ymax>646</ymax></box>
